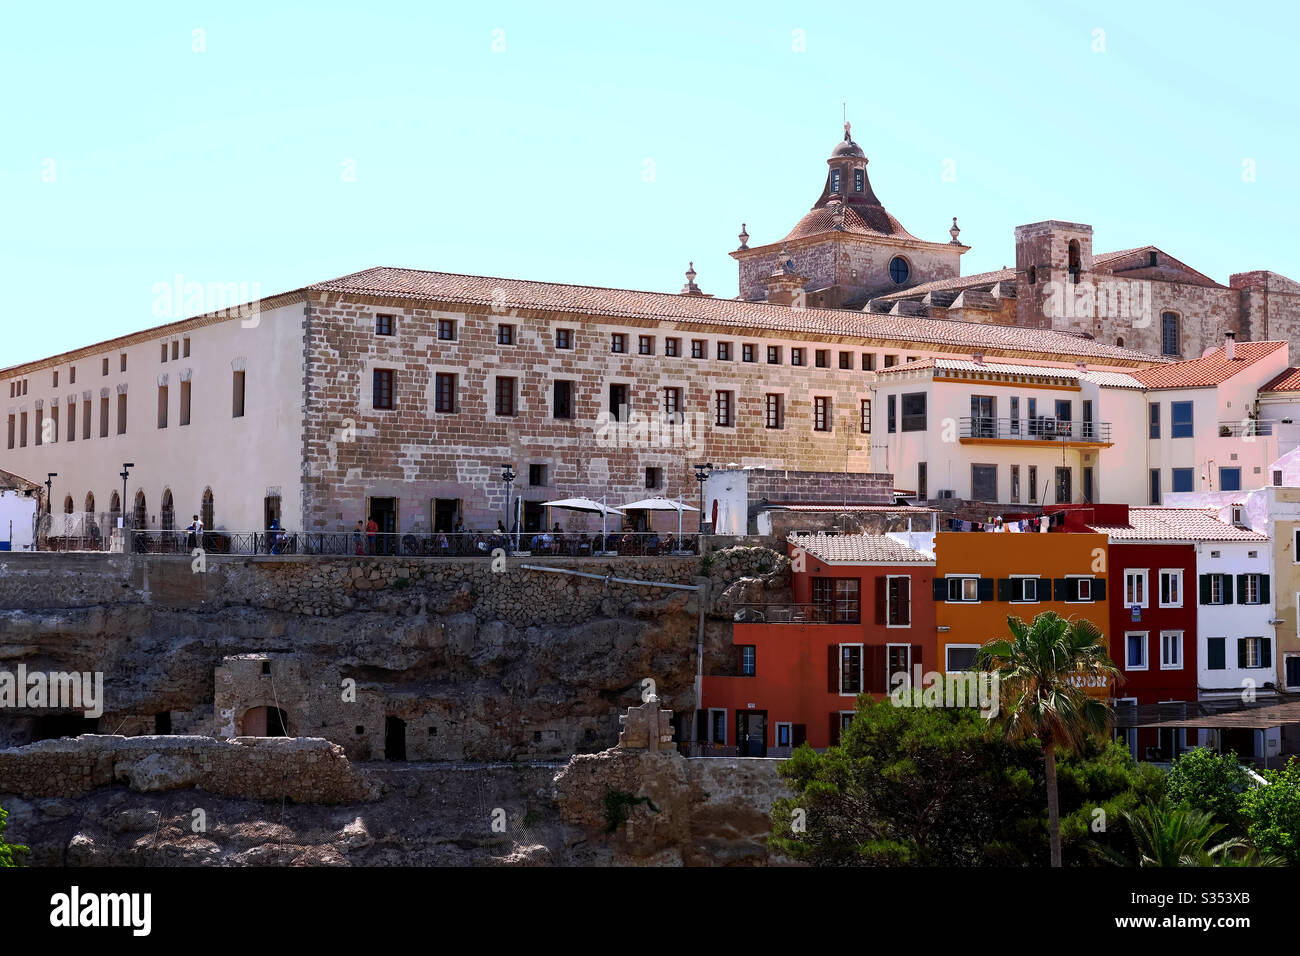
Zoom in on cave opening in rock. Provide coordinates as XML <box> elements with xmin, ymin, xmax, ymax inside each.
<box><xmin>385</xmin><ymin>716</ymin><xmax>407</xmax><ymax>761</ymax></box>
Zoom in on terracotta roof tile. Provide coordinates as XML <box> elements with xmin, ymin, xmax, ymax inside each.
<box><xmin>871</xmin><ymin>268</ymin><xmax>1016</xmax><ymax>301</ymax></box>
<box><xmin>788</xmin><ymin>533</ymin><xmax>934</xmax><ymax>563</ymax></box>
<box><xmin>1087</xmin><ymin>508</ymin><xmax>1267</xmax><ymax>541</ymax></box>
<box><xmin>308</xmin><ymin>268</ymin><xmax>1162</xmax><ymax>364</ymax></box>
<box><xmin>1129</xmin><ymin>341</ymin><xmax>1286</xmax><ymax>389</ymax></box>
<box><xmin>1261</xmin><ymin>366</ymin><xmax>1300</xmax><ymax>392</ymax></box>
<box><xmin>782</xmin><ymin>202</ymin><xmax>917</xmax><ymax>242</ymax></box>
<box><xmin>877</xmin><ymin>358</ymin><xmax>1144</xmax><ymax>387</ymax></box>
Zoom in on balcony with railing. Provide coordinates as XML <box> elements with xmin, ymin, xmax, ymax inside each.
<box><xmin>1216</xmin><ymin>420</ymin><xmax>1274</xmax><ymax>437</ymax></box>
<box><xmin>732</xmin><ymin>603</ymin><xmax>860</xmax><ymax>624</ymax></box>
<box><xmin>959</xmin><ymin>417</ymin><xmax>1112</xmax><ymax>445</ymax></box>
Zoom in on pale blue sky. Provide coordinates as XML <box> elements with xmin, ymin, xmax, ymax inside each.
<box><xmin>2</xmin><ymin>1</ymin><xmax>1296</xmax><ymax>368</ymax></box>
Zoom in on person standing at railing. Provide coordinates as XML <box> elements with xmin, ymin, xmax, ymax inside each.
<box><xmin>186</xmin><ymin>514</ymin><xmax>202</xmax><ymax>551</ymax></box>
<box><xmin>366</xmin><ymin>515</ymin><xmax>378</xmax><ymax>555</ymax></box>
<box><xmin>353</xmin><ymin>520</ymin><xmax>364</xmax><ymax>555</ymax></box>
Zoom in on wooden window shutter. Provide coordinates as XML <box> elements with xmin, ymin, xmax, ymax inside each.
<box><xmin>829</xmin><ymin>712</ymin><xmax>841</xmax><ymax>747</ymax></box>
<box><xmin>1207</xmin><ymin>638</ymin><xmax>1225</xmax><ymax>670</ymax></box>
<box><xmin>875</xmin><ymin>576</ymin><xmax>887</xmax><ymax>625</ymax></box>
<box><xmin>1262</xmin><ymin>638</ymin><xmax>1273</xmax><ymax>668</ymax></box>
<box><xmin>997</xmin><ymin>578</ymin><xmax>1011</xmax><ymax>601</ymax></box>
<box><xmin>977</xmin><ymin>578</ymin><xmax>995</xmax><ymax>602</ymax></box>
<box><xmin>932</xmin><ymin>577</ymin><xmax>947</xmax><ymax>601</ymax></box>
<box><xmin>1053</xmin><ymin>578</ymin><xmax>1068</xmax><ymax>601</ymax></box>
<box><xmin>1039</xmin><ymin>577</ymin><xmax>1052</xmax><ymax>600</ymax></box>
<box><xmin>1093</xmin><ymin>578</ymin><xmax>1106</xmax><ymax>602</ymax></box>
<box><xmin>828</xmin><ymin>645</ymin><xmax>840</xmax><ymax>693</ymax></box>
<box><xmin>1236</xmin><ymin>574</ymin><xmax>1247</xmax><ymax>604</ymax></box>
<box><xmin>1260</xmin><ymin>575</ymin><xmax>1271</xmax><ymax>604</ymax></box>
<box><xmin>792</xmin><ymin>724</ymin><xmax>806</xmax><ymax>747</ymax></box>
<box><xmin>1221</xmin><ymin>574</ymin><xmax>1233</xmax><ymax>604</ymax></box>
<box><xmin>911</xmin><ymin>644</ymin><xmax>923</xmax><ymax>668</ymax></box>
<box><xmin>1199</xmin><ymin>574</ymin><xmax>1211</xmax><ymax>604</ymax></box>
<box><xmin>897</xmin><ymin>578</ymin><xmax>910</xmax><ymax>625</ymax></box>
<box><xmin>1238</xmin><ymin>638</ymin><xmax>1248</xmax><ymax>668</ymax></box>
<box><xmin>870</xmin><ymin>645</ymin><xmax>887</xmax><ymax>693</ymax></box>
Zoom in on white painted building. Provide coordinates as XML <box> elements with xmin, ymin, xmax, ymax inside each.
<box><xmin>0</xmin><ymin>469</ymin><xmax>39</xmax><ymax>551</ymax></box>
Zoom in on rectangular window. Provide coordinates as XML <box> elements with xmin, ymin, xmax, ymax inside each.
<box><xmin>1171</xmin><ymin>401</ymin><xmax>1193</xmax><ymax>438</ymax></box>
<box><xmin>52</xmin><ymin>370</ymin><xmax>58</xmax><ymax>387</ymax></box>
<box><xmin>34</xmin><ymin>409</ymin><xmax>42</xmax><ymax>446</ymax></box>
<box><xmin>691</xmin><ymin>339</ymin><xmax>706</xmax><ymax>359</ymax></box>
<box><xmin>497</xmin><ymin>324</ymin><xmax>515</xmax><ymax>346</ymax></box>
<box><xmin>665</xmin><ymin>337</ymin><xmax>680</xmax><ymax>357</ymax></box>
<box><xmin>375</xmin><ymin>313</ymin><xmax>394</xmax><ymax>335</ymax></box>
<box><xmin>528</xmin><ymin>464</ymin><xmax>547</xmax><ymax>487</ymax></box>
<box><xmin>555</xmin><ymin>328</ymin><xmax>573</xmax><ymax>350</ymax></box>
<box><xmin>438</xmin><ymin>319</ymin><xmax>456</xmax><ymax>341</ymax></box>
<box><xmin>496</xmin><ymin>377</ymin><xmax>518</xmax><ymax>417</ymax></box>
<box><xmin>814</xmin><ymin>349</ymin><xmax>829</xmax><ymax>368</ymax></box>
<box><xmin>663</xmin><ymin>387</ymin><xmax>682</xmax><ymax>416</ymax></box>
<box><xmin>715</xmin><ymin>390</ymin><xmax>734</xmax><ymax>427</ymax></box>
<box><xmin>1207</xmin><ymin>637</ymin><xmax>1226</xmax><ymax>670</ymax></box>
<box><xmin>1028</xmin><ymin>465</ymin><xmax>1038</xmax><ymax>503</ymax></box>
<box><xmin>1171</xmin><ymin>467</ymin><xmax>1194</xmax><ymax>493</ymax></box>
<box><xmin>947</xmin><ymin>576</ymin><xmax>981</xmax><ymax>602</ymax></box>
<box><xmin>67</xmin><ymin>403</ymin><xmax>75</xmax><ymax>442</ymax></box>
<box><xmin>740</xmin><ymin>645</ymin><xmax>756</xmax><ymax>677</ymax></box>
<box><xmin>946</xmin><ymin>645</ymin><xmax>980</xmax><ymax>672</ymax></box>
<box><xmin>372</xmin><ymin>369</ymin><xmax>394</xmax><ymax>409</ymax></box>
<box><xmin>645</xmin><ymin>467</ymin><xmax>662</xmax><ymax>489</ymax></box>
<box><xmin>776</xmin><ymin>723</ymin><xmax>792</xmax><ymax>747</ymax></box>
<box><xmin>1161</xmin><ymin>312</ymin><xmax>1180</xmax><ymax>356</ymax></box>
<box><xmin>1241</xmin><ymin>637</ymin><xmax>1265</xmax><ymax>669</ymax></box>
<box><xmin>82</xmin><ymin>399</ymin><xmax>91</xmax><ymax>439</ymax></box>
<box><xmin>552</xmin><ymin>380</ymin><xmax>572</xmax><ymax>419</ymax></box>
<box><xmin>608</xmin><ymin>383</ymin><xmax>628</xmax><ymax>421</ymax></box>
<box><xmin>1006</xmin><ymin>576</ymin><xmax>1038</xmax><ymax>602</ymax></box>
<box><xmin>1125</xmin><ymin>632</ymin><xmax>1148</xmax><ymax>671</ymax></box>
<box><xmin>638</xmin><ymin>335</ymin><xmax>654</xmax><ymax>355</ymax></box>
<box><xmin>765</xmin><ymin>393</ymin><xmax>783</xmax><ymax>429</ymax></box>
<box><xmin>971</xmin><ymin>464</ymin><xmax>998</xmax><ymax>501</ymax></box>
<box><xmin>116</xmin><ymin>392</ymin><xmax>127</xmax><ymax>434</ymax></box>
<box><xmin>120</xmin><ymin>353</ymin><xmax>127</xmax><ymax>372</ymax></box>
<box><xmin>716</xmin><ymin>342</ymin><xmax>731</xmax><ymax>361</ymax></box>
<box><xmin>436</xmin><ymin>373</ymin><xmax>458</xmax><ymax>414</ymax></box>
<box><xmin>1160</xmin><ymin>631</ymin><xmax>1183</xmax><ymax>670</ymax></box>
<box><xmin>887</xmin><ymin>394</ymin><xmax>897</xmax><ymax>433</ymax></box>
<box><xmin>884</xmin><ymin>354</ymin><xmax>897</xmax><ymax>368</ymax></box>
<box><xmin>917</xmin><ymin>462</ymin><xmax>928</xmax><ymax>501</ymax></box>
<box><xmin>232</xmin><ymin>370</ymin><xmax>246</xmax><ymax>418</ymax></box>
<box><xmin>161</xmin><ymin>342</ymin><xmax>168</xmax><ymax>363</ymax></box>
<box><xmin>900</xmin><ymin>393</ymin><xmax>927</xmax><ymax>431</ymax></box>
<box><xmin>888</xmin><ymin>576</ymin><xmax>911</xmax><ymax>626</ymax></box>
<box><xmin>179</xmin><ymin>380</ymin><xmax>191</xmax><ymax>426</ymax></box>
<box><xmin>814</xmin><ymin>396</ymin><xmax>832</xmax><ymax>432</ymax></box>
<box><xmin>69</xmin><ymin>366</ymin><xmax>75</xmax><ymax>384</ymax></box>
<box><xmin>182</xmin><ymin>338</ymin><xmax>190</xmax><ymax>358</ymax></box>
<box><xmin>1009</xmin><ymin>396</ymin><xmax>1020</xmax><ymax>434</ymax></box>
<box><xmin>839</xmin><ymin>644</ymin><xmax>863</xmax><ymax>694</ymax></box>
<box><xmin>610</xmin><ymin>333</ymin><xmax>626</xmax><ymax>354</ymax></box>
<box><xmin>1125</xmin><ymin>569</ymin><xmax>1148</xmax><ymax>608</ymax></box>
<box><xmin>1075</xmin><ymin>577</ymin><xmax>1093</xmax><ymax>601</ymax></box>
<box><xmin>99</xmin><ymin>396</ymin><xmax>109</xmax><ymax>437</ymax></box>
<box><xmin>1149</xmin><ymin>469</ymin><xmax>1161</xmax><ymax>505</ymax></box>
<box><xmin>767</xmin><ymin>346</ymin><xmax>781</xmax><ymax>365</ymax></box>
<box><xmin>742</xmin><ymin>343</ymin><xmax>755</xmax><ymax>363</ymax></box>
<box><xmin>19</xmin><ymin>411</ymin><xmax>27</xmax><ymax>447</ymax></box>
<box><xmin>5</xmin><ymin>414</ymin><xmax>12</xmax><ymax>449</ymax></box>
<box><xmin>171</xmin><ymin>341</ymin><xmax>178</xmax><ymax>361</ymax></box>
<box><xmin>813</xmin><ymin>578</ymin><xmax>861</xmax><ymax>624</ymax></box>
<box><xmin>791</xmin><ymin>348</ymin><xmax>805</xmax><ymax>367</ymax></box>
<box><xmin>157</xmin><ymin>385</ymin><xmax>168</xmax><ymax>428</ymax></box>
<box><xmin>1220</xmin><ymin>467</ymin><xmax>1242</xmax><ymax>492</ymax></box>
<box><xmin>839</xmin><ymin>351</ymin><xmax>852</xmax><ymax>370</ymax></box>
<box><xmin>1149</xmin><ymin>403</ymin><xmax>1160</xmax><ymax>439</ymax></box>
<box><xmin>1159</xmin><ymin>570</ymin><xmax>1182</xmax><ymax>607</ymax></box>
<box><xmin>710</xmin><ymin>709</ymin><xmax>726</xmax><ymax>745</ymax></box>
<box><xmin>1055</xmin><ymin>466</ymin><xmax>1072</xmax><ymax>504</ymax></box>
<box><xmin>102</xmin><ymin>357</ymin><xmax>109</xmax><ymax>376</ymax></box>
<box><xmin>1241</xmin><ymin>573</ymin><xmax>1262</xmax><ymax>605</ymax></box>
<box><xmin>862</xmin><ymin>353</ymin><xmax>876</xmax><ymax>371</ymax></box>
<box><xmin>1010</xmin><ymin>464</ymin><xmax>1021</xmax><ymax>503</ymax></box>
<box><xmin>860</xmin><ymin>399</ymin><xmax>870</xmax><ymax>434</ymax></box>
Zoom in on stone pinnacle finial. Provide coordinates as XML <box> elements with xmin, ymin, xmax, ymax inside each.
<box><xmin>950</xmin><ymin>216</ymin><xmax>961</xmax><ymax>244</ymax></box>
<box><xmin>680</xmin><ymin>262</ymin><xmax>703</xmax><ymax>296</ymax></box>
<box><xmin>738</xmin><ymin>223</ymin><xmax>749</xmax><ymax>250</ymax></box>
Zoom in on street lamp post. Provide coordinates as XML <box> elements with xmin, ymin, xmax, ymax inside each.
<box><xmin>694</xmin><ymin>462</ymin><xmax>713</xmax><ymax>536</ymax></box>
<box><xmin>119</xmin><ymin>462</ymin><xmax>134</xmax><ymax>532</ymax></box>
<box><xmin>500</xmin><ymin>464</ymin><xmax>515</xmax><ymax>550</ymax></box>
<box><xmin>45</xmin><ymin>473</ymin><xmax>57</xmax><ymax>515</ymax></box>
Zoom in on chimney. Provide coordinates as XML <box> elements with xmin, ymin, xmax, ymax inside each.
<box><xmin>1225</xmin><ymin>330</ymin><xmax>1236</xmax><ymax>361</ymax></box>
<box><xmin>1075</xmin><ymin>361</ymin><xmax>1087</xmax><ymax>372</ymax></box>
<box><xmin>972</xmin><ymin>352</ymin><xmax>984</xmax><ymax>366</ymax></box>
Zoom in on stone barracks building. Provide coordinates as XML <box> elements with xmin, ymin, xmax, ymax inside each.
<box><xmin>2</xmin><ymin>125</ymin><xmax>1294</xmax><ymax>538</ymax></box>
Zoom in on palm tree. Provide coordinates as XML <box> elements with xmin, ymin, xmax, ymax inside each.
<box><xmin>976</xmin><ymin>611</ymin><xmax>1120</xmax><ymax>867</ymax></box>
<box><xmin>1121</xmin><ymin>798</ymin><xmax>1282</xmax><ymax>866</ymax></box>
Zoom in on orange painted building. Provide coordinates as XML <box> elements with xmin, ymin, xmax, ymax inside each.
<box><xmin>700</xmin><ymin>533</ymin><xmax>936</xmax><ymax>755</ymax></box>
<box><xmin>932</xmin><ymin>530</ymin><xmax>1112</xmax><ymax>696</ymax></box>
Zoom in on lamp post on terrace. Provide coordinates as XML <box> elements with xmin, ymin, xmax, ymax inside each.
<box><xmin>501</xmin><ymin>464</ymin><xmax>515</xmax><ymax>549</ymax></box>
<box><xmin>694</xmin><ymin>462</ymin><xmax>713</xmax><ymax>536</ymax></box>
<box><xmin>45</xmin><ymin>473</ymin><xmax>57</xmax><ymax>515</ymax></box>
<box><xmin>119</xmin><ymin>463</ymin><xmax>135</xmax><ymax>554</ymax></box>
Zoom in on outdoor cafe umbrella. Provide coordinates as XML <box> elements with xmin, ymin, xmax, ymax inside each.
<box><xmin>541</xmin><ymin>497</ymin><xmax>626</xmax><ymax>546</ymax></box>
<box><xmin>621</xmin><ymin>496</ymin><xmax>699</xmax><ymax>545</ymax></box>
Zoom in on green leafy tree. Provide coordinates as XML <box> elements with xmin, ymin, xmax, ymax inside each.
<box><xmin>770</xmin><ymin>694</ymin><xmax>1156</xmax><ymax>866</ymax></box>
<box><xmin>0</xmin><ymin>803</ymin><xmax>29</xmax><ymax>867</ymax></box>
<box><xmin>1165</xmin><ymin>747</ymin><xmax>1250</xmax><ymax>832</ymax></box>
<box><xmin>1239</xmin><ymin>756</ymin><xmax>1300</xmax><ymax>864</ymax></box>
<box><xmin>976</xmin><ymin>611</ymin><xmax>1121</xmax><ymax>867</ymax></box>
<box><xmin>1117</xmin><ymin>798</ymin><xmax>1280</xmax><ymax>866</ymax></box>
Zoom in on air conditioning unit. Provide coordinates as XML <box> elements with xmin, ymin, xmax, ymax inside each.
<box><xmin>937</xmin><ymin>489</ymin><xmax>956</xmax><ymax>500</ymax></box>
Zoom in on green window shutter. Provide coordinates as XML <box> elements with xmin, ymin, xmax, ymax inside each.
<box><xmin>1093</xmin><ymin>578</ymin><xmax>1106</xmax><ymax>602</ymax></box>
<box><xmin>1199</xmin><ymin>574</ymin><xmax>1211</xmax><ymax>605</ymax></box>
<box><xmin>1238</xmin><ymin>638</ymin><xmax>1248</xmax><ymax>668</ymax></box>
<box><xmin>1053</xmin><ymin>578</ymin><xmax>1068</xmax><ymax>601</ymax></box>
<box><xmin>997</xmin><ymin>578</ymin><xmax>1011</xmax><ymax>601</ymax></box>
<box><xmin>1236</xmin><ymin>574</ymin><xmax>1247</xmax><ymax>605</ymax></box>
<box><xmin>1039</xmin><ymin>578</ymin><xmax>1052</xmax><ymax>601</ymax></box>
<box><xmin>1207</xmin><ymin>638</ymin><xmax>1225</xmax><ymax>670</ymax></box>
<box><xmin>1221</xmin><ymin>574</ymin><xmax>1233</xmax><ymax>605</ymax></box>
<box><xmin>977</xmin><ymin>578</ymin><xmax>995</xmax><ymax>602</ymax></box>
<box><xmin>932</xmin><ymin>578</ymin><xmax>947</xmax><ymax>601</ymax></box>
<box><xmin>1261</xmin><ymin>638</ymin><xmax>1273</xmax><ymax>668</ymax></box>
<box><xmin>1260</xmin><ymin>575</ymin><xmax>1271</xmax><ymax>604</ymax></box>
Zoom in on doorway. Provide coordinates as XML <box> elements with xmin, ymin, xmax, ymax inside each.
<box><xmin>368</xmin><ymin>496</ymin><xmax>397</xmax><ymax>555</ymax></box>
<box><xmin>523</xmin><ymin>500</ymin><xmax>544</xmax><ymax>534</ymax></box>
<box><xmin>735</xmin><ymin>710</ymin><xmax>767</xmax><ymax>757</ymax></box>
<box><xmin>385</xmin><ymin>716</ymin><xmax>407</xmax><ymax>761</ymax></box>
<box><xmin>1055</xmin><ymin>467</ymin><xmax>1072</xmax><ymax>504</ymax></box>
<box><xmin>242</xmin><ymin>706</ymin><xmax>288</xmax><ymax>737</ymax></box>
<box><xmin>433</xmin><ymin>498</ymin><xmax>460</xmax><ymax>533</ymax></box>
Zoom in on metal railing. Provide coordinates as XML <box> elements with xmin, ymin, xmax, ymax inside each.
<box><xmin>960</xmin><ymin>416</ymin><xmax>1112</xmax><ymax>442</ymax></box>
<box><xmin>124</xmin><ymin>530</ymin><xmax>701</xmax><ymax>557</ymax></box>
<box><xmin>732</xmin><ymin>603</ymin><xmax>857</xmax><ymax>624</ymax></box>
<box><xmin>1217</xmin><ymin>420</ymin><xmax>1274</xmax><ymax>437</ymax></box>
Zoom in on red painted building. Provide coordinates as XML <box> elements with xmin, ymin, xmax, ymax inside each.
<box><xmin>700</xmin><ymin>533</ymin><xmax>935</xmax><ymax>755</ymax></box>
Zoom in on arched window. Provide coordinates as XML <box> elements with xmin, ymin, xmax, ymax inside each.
<box><xmin>63</xmin><ymin>495</ymin><xmax>74</xmax><ymax>514</ymax></box>
<box><xmin>1161</xmin><ymin>312</ymin><xmax>1180</xmax><ymax>356</ymax></box>
<box><xmin>1068</xmin><ymin>240</ymin><xmax>1081</xmax><ymax>283</ymax></box>
<box><xmin>1115</xmin><ymin>336</ymin><xmax>1125</xmax><ymax>348</ymax></box>
<box><xmin>109</xmin><ymin>491</ymin><xmax>121</xmax><ymax>528</ymax></box>
<box><xmin>132</xmin><ymin>490</ymin><xmax>147</xmax><ymax>529</ymax></box>
<box><xmin>1027</xmin><ymin>265</ymin><xmax>1037</xmax><ymax>285</ymax></box>
<box><xmin>85</xmin><ymin>492</ymin><xmax>95</xmax><ymax>515</ymax></box>
<box><xmin>201</xmin><ymin>488</ymin><xmax>214</xmax><ymax>529</ymax></box>
<box><xmin>888</xmin><ymin>256</ymin><xmax>910</xmax><ymax>285</ymax></box>
<box><xmin>160</xmin><ymin>489</ymin><xmax>174</xmax><ymax>531</ymax></box>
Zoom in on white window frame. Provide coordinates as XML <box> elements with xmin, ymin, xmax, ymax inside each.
<box><xmin>707</xmin><ymin>707</ymin><xmax>727</xmax><ymax>745</ymax></box>
<box><xmin>886</xmin><ymin>574</ymin><xmax>912</xmax><ymax>628</ymax></box>
<box><xmin>1243</xmin><ymin>637</ymin><xmax>1262</xmax><ymax>669</ymax></box>
<box><xmin>945</xmin><ymin>574</ymin><xmax>980</xmax><ymax>604</ymax></box>
<box><xmin>775</xmin><ymin>721</ymin><xmax>793</xmax><ymax>748</ymax></box>
<box><xmin>1209</xmin><ymin>573</ymin><xmax>1224</xmax><ymax>605</ymax></box>
<box><xmin>1159</xmin><ymin>630</ymin><xmax>1184</xmax><ymax>670</ymax></box>
<box><xmin>1158</xmin><ymin>569</ymin><xmax>1183</xmax><ymax>608</ymax></box>
<box><xmin>838</xmin><ymin>710</ymin><xmax>855</xmax><ymax>732</ymax></box>
<box><xmin>1124</xmin><ymin>630</ymin><xmax>1149</xmax><ymax>671</ymax></box>
<box><xmin>886</xmin><ymin>643</ymin><xmax>912</xmax><ymax>689</ymax></box>
<box><xmin>1010</xmin><ymin>574</ymin><xmax>1038</xmax><ymax>604</ymax></box>
<box><xmin>1124</xmin><ymin>569</ymin><xmax>1149</xmax><ymax>608</ymax></box>
<box><xmin>945</xmin><ymin>643</ymin><xmax>981</xmax><ymax>674</ymax></box>
<box><xmin>1067</xmin><ymin>574</ymin><xmax>1093</xmax><ymax>603</ymax></box>
<box><xmin>838</xmin><ymin>642</ymin><xmax>864</xmax><ymax>697</ymax></box>
<box><xmin>1243</xmin><ymin>574</ymin><xmax>1261</xmax><ymax>605</ymax></box>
